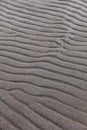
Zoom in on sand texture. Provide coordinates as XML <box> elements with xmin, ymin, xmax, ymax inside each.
<box><xmin>0</xmin><ymin>0</ymin><xmax>87</xmax><ymax>129</ymax></box>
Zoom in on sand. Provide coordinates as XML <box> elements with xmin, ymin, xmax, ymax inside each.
<box><xmin>0</xmin><ymin>0</ymin><xmax>87</xmax><ymax>129</ymax></box>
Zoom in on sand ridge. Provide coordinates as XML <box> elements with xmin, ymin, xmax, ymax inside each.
<box><xmin>0</xmin><ymin>0</ymin><xmax>87</xmax><ymax>129</ymax></box>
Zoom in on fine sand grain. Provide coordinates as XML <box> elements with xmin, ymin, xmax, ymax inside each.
<box><xmin>0</xmin><ymin>0</ymin><xmax>87</xmax><ymax>129</ymax></box>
